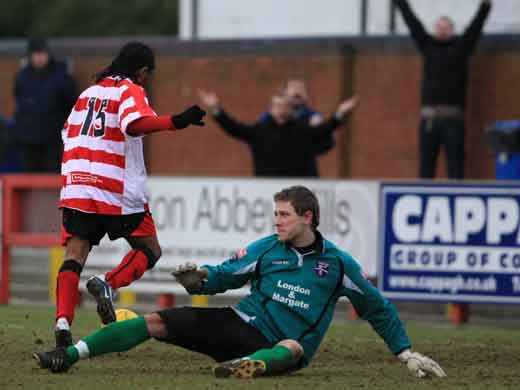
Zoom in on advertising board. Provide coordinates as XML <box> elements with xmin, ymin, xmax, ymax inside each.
<box><xmin>379</xmin><ymin>182</ymin><xmax>520</xmax><ymax>303</ymax></box>
<box><xmin>83</xmin><ymin>178</ymin><xmax>379</xmax><ymax>293</ymax></box>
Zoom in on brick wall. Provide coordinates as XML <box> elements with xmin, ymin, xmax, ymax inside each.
<box><xmin>148</xmin><ymin>52</ymin><xmax>351</xmax><ymax>177</ymax></box>
<box><xmin>1</xmin><ymin>36</ymin><xmax>519</xmax><ymax>180</ymax></box>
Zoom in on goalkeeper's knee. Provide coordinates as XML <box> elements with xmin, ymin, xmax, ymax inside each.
<box><xmin>277</xmin><ymin>339</ymin><xmax>304</xmax><ymax>362</ymax></box>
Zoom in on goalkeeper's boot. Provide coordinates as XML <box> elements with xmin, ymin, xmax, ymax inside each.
<box><xmin>86</xmin><ymin>275</ymin><xmax>116</xmax><ymax>324</ymax></box>
<box><xmin>33</xmin><ymin>348</ymin><xmax>71</xmax><ymax>373</ymax></box>
<box><xmin>214</xmin><ymin>357</ymin><xmax>266</xmax><ymax>379</ymax></box>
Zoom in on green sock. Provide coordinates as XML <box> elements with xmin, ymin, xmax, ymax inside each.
<box><xmin>66</xmin><ymin>345</ymin><xmax>79</xmax><ymax>365</ymax></box>
<box><xmin>248</xmin><ymin>345</ymin><xmax>294</xmax><ymax>374</ymax></box>
<box><xmin>66</xmin><ymin>316</ymin><xmax>150</xmax><ymax>364</ymax></box>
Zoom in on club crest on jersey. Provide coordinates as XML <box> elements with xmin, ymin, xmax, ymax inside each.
<box><xmin>314</xmin><ymin>261</ymin><xmax>329</xmax><ymax>277</ymax></box>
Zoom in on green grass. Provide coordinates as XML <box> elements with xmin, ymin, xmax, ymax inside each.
<box><xmin>1</xmin><ymin>304</ymin><xmax>519</xmax><ymax>390</ymax></box>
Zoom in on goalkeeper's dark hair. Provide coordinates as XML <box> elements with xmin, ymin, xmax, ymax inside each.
<box><xmin>95</xmin><ymin>41</ymin><xmax>155</xmax><ymax>82</ymax></box>
<box><xmin>274</xmin><ymin>186</ymin><xmax>320</xmax><ymax>229</ymax></box>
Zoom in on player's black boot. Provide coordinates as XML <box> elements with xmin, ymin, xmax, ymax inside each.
<box><xmin>86</xmin><ymin>275</ymin><xmax>116</xmax><ymax>324</ymax></box>
<box><xmin>55</xmin><ymin>328</ymin><xmax>73</xmax><ymax>348</ymax></box>
<box><xmin>33</xmin><ymin>348</ymin><xmax>71</xmax><ymax>373</ymax></box>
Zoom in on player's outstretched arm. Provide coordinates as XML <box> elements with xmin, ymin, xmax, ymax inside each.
<box><xmin>345</xmin><ymin>269</ymin><xmax>446</xmax><ymax>379</ymax></box>
<box><xmin>171</xmin><ymin>105</ymin><xmax>206</xmax><ymax>129</ymax></box>
<box><xmin>398</xmin><ymin>349</ymin><xmax>447</xmax><ymax>378</ymax></box>
<box><xmin>126</xmin><ymin>105</ymin><xmax>206</xmax><ymax>136</ymax></box>
<box><xmin>171</xmin><ymin>262</ymin><xmax>209</xmax><ymax>292</ymax></box>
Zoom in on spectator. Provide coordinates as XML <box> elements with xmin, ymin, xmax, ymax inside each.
<box><xmin>0</xmin><ymin>115</ymin><xmax>9</xmax><ymax>165</ymax></box>
<box><xmin>0</xmin><ymin>116</ymin><xmax>22</xmax><ymax>173</ymax></box>
<box><xmin>395</xmin><ymin>0</ymin><xmax>492</xmax><ymax>179</ymax></box>
<box><xmin>12</xmin><ymin>37</ymin><xmax>77</xmax><ymax>172</ymax></box>
<box><xmin>0</xmin><ymin>115</ymin><xmax>21</xmax><ymax>173</ymax></box>
<box><xmin>199</xmin><ymin>90</ymin><xmax>357</xmax><ymax>177</ymax></box>
<box><xmin>259</xmin><ymin>79</ymin><xmax>333</xmax><ymax>176</ymax></box>
<box><xmin>260</xmin><ymin>79</ymin><xmax>324</xmax><ymax>126</ymax></box>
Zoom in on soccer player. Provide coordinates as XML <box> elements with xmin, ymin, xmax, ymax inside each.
<box><xmin>35</xmin><ymin>186</ymin><xmax>446</xmax><ymax>380</ymax></box>
<box><xmin>52</xmin><ymin>41</ymin><xmax>206</xmax><ymax>350</ymax></box>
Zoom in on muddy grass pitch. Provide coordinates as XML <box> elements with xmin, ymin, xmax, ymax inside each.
<box><xmin>1</xmin><ymin>304</ymin><xmax>518</xmax><ymax>390</ymax></box>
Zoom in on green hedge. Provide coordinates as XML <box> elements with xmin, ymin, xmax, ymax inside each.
<box><xmin>0</xmin><ymin>0</ymin><xmax>178</xmax><ymax>37</ymax></box>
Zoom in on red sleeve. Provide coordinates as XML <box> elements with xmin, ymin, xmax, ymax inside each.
<box><xmin>119</xmin><ymin>82</ymin><xmax>157</xmax><ymax>132</ymax></box>
<box><xmin>126</xmin><ymin>115</ymin><xmax>175</xmax><ymax>135</ymax></box>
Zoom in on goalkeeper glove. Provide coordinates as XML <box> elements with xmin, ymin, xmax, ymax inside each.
<box><xmin>398</xmin><ymin>349</ymin><xmax>447</xmax><ymax>378</ymax></box>
<box><xmin>171</xmin><ymin>105</ymin><xmax>206</xmax><ymax>129</ymax></box>
<box><xmin>171</xmin><ymin>262</ymin><xmax>206</xmax><ymax>290</ymax></box>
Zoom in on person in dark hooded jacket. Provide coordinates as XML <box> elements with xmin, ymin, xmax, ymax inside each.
<box><xmin>12</xmin><ymin>37</ymin><xmax>77</xmax><ymax>172</ymax></box>
<box><xmin>199</xmin><ymin>90</ymin><xmax>357</xmax><ymax>177</ymax></box>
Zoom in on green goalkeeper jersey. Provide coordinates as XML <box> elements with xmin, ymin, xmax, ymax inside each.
<box><xmin>193</xmin><ymin>232</ymin><xmax>411</xmax><ymax>367</ymax></box>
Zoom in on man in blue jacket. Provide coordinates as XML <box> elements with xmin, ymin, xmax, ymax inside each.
<box><xmin>12</xmin><ymin>37</ymin><xmax>77</xmax><ymax>172</ymax></box>
<box><xmin>34</xmin><ymin>185</ymin><xmax>446</xmax><ymax>380</ymax></box>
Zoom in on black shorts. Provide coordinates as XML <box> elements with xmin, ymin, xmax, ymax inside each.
<box><xmin>62</xmin><ymin>207</ymin><xmax>147</xmax><ymax>247</ymax></box>
<box><xmin>154</xmin><ymin>307</ymin><xmax>275</xmax><ymax>362</ymax></box>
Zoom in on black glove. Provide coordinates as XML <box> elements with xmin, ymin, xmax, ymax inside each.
<box><xmin>171</xmin><ymin>105</ymin><xmax>206</xmax><ymax>129</ymax></box>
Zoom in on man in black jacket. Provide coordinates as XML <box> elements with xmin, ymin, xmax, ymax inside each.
<box><xmin>395</xmin><ymin>0</ymin><xmax>492</xmax><ymax>179</ymax></box>
<box><xmin>199</xmin><ymin>90</ymin><xmax>356</xmax><ymax>177</ymax></box>
<box><xmin>258</xmin><ymin>79</ymin><xmax>333</xmax><ymax>177</ymax></box>
<box><xmin>12</xmin><ymin>38</ymin><xmax>77</xmax><ymax>172</ymax></box>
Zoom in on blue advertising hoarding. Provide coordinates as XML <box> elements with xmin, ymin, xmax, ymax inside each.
<box><xmin>378</xmin><ymin>182</ymin><xmax>520</xmax><ymax>304</ymax></box>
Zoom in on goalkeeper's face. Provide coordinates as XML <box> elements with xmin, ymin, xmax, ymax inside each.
<box><xmin>274</xmin><ymin>201</ymin><xmax>313</xmax><ymax>244</ymax></box>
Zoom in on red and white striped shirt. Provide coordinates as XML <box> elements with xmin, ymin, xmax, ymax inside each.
<box><xmin>59</xmin><ymin>76</ymin><xmax>156</xmax><ymax>215</ymax></box>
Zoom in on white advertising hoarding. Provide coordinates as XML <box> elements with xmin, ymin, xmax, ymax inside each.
<box><xmin>83</xmin><ymin>178</ymin><xmax>378</xmax><ymax>293</ymax></box>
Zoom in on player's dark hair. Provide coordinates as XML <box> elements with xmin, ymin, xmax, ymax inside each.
<box><xmin>274</xmin><ymin>186</ymin><xmax>320</xmax><ymax>229</ymax></box>
<box><xmin>95</xmin><ymin>41</ymin><xmax>155</xmax><ymax>82</ymax></box>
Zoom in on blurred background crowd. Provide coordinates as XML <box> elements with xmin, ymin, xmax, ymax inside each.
<box><xmin>1</xmin><ymin>0</ymin><xmax>520</xmax><ymax>179</ymax></box>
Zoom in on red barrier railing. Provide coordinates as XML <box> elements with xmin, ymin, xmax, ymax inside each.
<box><xmin>1</xmin><ymin>174</ymin><xmax>61</xmax><ymax>304</ymax></box>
